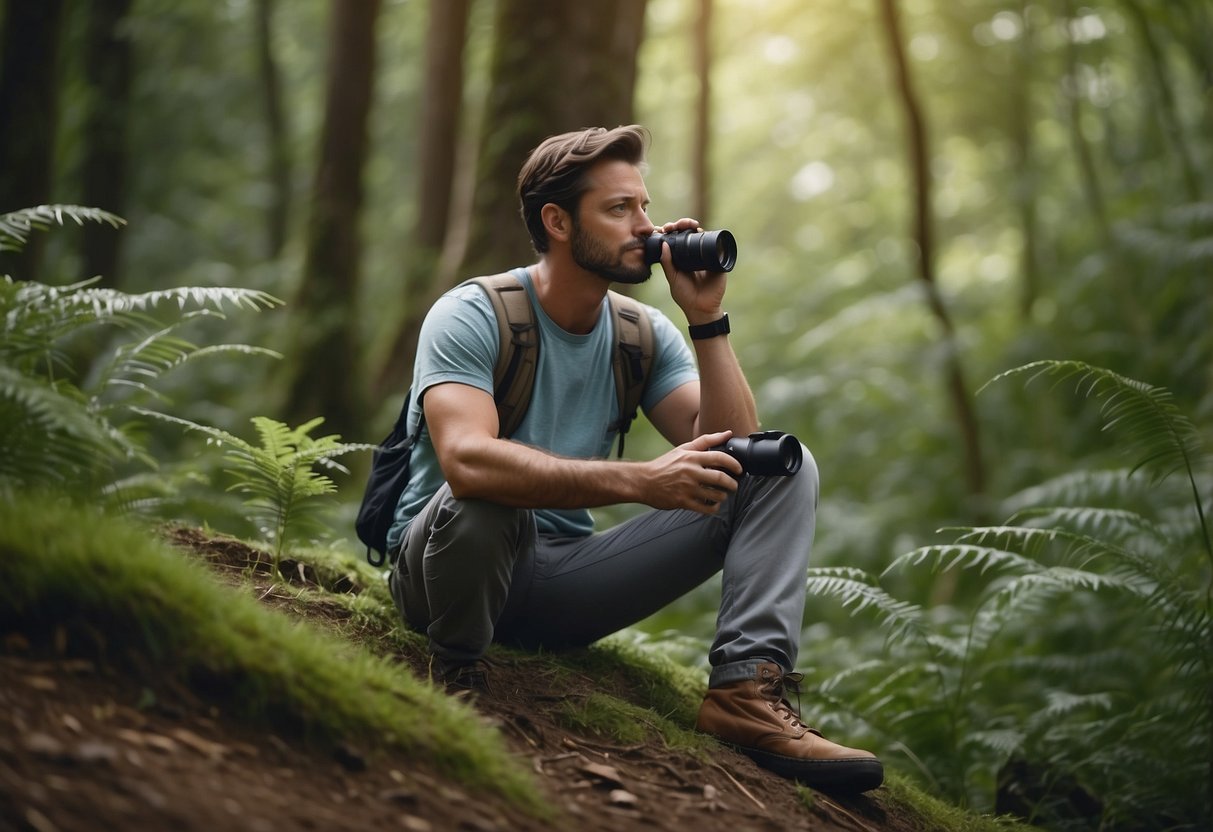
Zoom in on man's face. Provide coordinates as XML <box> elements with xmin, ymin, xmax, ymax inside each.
<box><xmin>569</xmin><ymin>160</ymin><xmax>654</xmax><ymax>285</ymax></box>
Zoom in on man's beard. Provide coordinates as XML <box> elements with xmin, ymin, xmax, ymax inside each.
<box><xmin>570</xmin><ymin>221</ymin><xmax>652</xmax><ymax>285</ymax></box>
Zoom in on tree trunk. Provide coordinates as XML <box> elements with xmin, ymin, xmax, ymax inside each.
<box><xmin>283</xmin><ymin>0</ymin><xmax>382</xmax><ymax>438</ymax></box>
<box><xmin>1011</xmin><ymin>0</ymin><xmax>1039</xmax><ymax>320</ymax></box>
<box><xmin>875</xmin><ymin>0</ymin><xmax>986</xmax><ymax>507</ymax></box>
<box><xmin>377</xmin><ymin>0</ymin><xmax>649</xmax><ymax>401</ymax></box>
<box><xmin>0</xmin><ymin>0</ymin><xmax>65</xmax><ymax>280</ymax></box>
<box><xmin>255</xmin><ymin>0</ymin><xmax>292</xmax><ymax>258</ymax></box>
<box><xmin>691</xmin><ymin>0</ymin><xmax>713</xmax><ymax>225</ymax></box>
<box><xmin>79</xmin><ymin>0</ymin><xmax>134</xmax><ymax>286</ymax></box>
<box><xmin>458</xmin><ymin>0</ymin><xmax>649</xmax><ymax>280</ymax></box>
<box><xmin>1119</xmin><ymin>0</ymin><xmax>1201</xmax><ymax>201</ymax></box>
<box><xmin>373</xmin><ymin>0</ymin><xmax>472</xmax><ymax>399</ymax></box>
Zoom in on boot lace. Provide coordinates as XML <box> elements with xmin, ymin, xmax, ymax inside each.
<box><xmin>760</xmin><ymin>667</ymin><xmax>807</xmax><ymax>728</ymax></box>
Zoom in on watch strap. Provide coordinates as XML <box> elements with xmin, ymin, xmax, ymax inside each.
<box><xmin>688</xmin><ymin>313</ymin><xmax>730</xmax><ymax>341</ymax></box>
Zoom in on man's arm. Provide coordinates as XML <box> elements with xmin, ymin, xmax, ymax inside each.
<box><xmin>425</xmin><ymin>381</ymin><xmax>742</xmax><ymax>515</ymax></box>
<box><xmin>646</xmin><ymin>218</ymin><xmax>759</xmax><ymax>447</ymax></box>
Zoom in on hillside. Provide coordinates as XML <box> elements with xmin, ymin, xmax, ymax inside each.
<box><xmin>0</xmin><ymin>501</ymin><xmax>1018</xmax><ymax>831</ymax></box>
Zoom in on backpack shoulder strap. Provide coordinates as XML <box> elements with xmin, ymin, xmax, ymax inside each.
<box><xmin>606</xmin><ymin>290</ymin><xmax>655</xmax><ymax>458</ymax></box>
<box><xmin>469</xmin><ymin>273</ymin><xmax>539</xmax><ymax>438</ymax></box>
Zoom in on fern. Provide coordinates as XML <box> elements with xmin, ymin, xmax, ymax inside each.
<box><xmin>0</xmin><ymin>206</ymin><xmax>283</xmax><ymax>504</ymax></box>
<box><xmin>0</xmin><ymin>205</ymin><xmax>125</xmax><ymax>253</ymax></box>
<box><xmin>804</xmin><ymin>566</ymin><xmax>928</xmax><ymax>648</ymax></box>
<box><xmin>137</xmin><ymin>411</ymin><xmax>372</xmax><ymax>573</ymax></box>
<box><xmin>983</xmin><ymin>360</ymin><xmax>1210</xmax><ymax>563</ymax></box>
<box><xmin>803</xmin><ymin>362</ymin><xmax>1212</xmax><ymax>827</ymax></box>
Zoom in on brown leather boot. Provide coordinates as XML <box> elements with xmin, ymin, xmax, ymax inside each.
<box><xmin>696</xmin><ymin>662</ymin><xmax>883</xmax><ymax>792</ymax></box>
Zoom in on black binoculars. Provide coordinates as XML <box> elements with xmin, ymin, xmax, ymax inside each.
<box><xmin>713</xmin><ymin>431</ymin><xmax>803</xmax><ymax>477</ymax></box>
<box><xmin>644</xmin><ymin>228</ymin><xmax>737</xmax><ymax>273</ymax></box>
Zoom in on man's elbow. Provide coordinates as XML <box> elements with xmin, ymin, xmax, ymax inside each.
<box><xmin>436</xmin><ymin>442</ymin><xmax>490</xmax><ymax>500</ymax></box>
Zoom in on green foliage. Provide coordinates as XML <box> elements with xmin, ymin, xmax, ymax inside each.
<box><xmin>0</xmin><ymin>494</ymin><xmax>545</xmax><ymax>816</ymax></box>
<box><xmin>0</xmin><ymin>205</ymin><xmax>125</xmax><ymax>253</ymax></box>
<box><xmin>139</xmin><ymin>412</ymin><xmax>372</xmax><ymax>572</ymax></box>
<box><xmin>803</xmin><ymin>361</ymin><xmax>1211</xmax><ymax>829</ymax></box>
<box><xmin>0</xmin><ymin>206</ymin><xmax>282</xmax><ymax>504</ymax></box>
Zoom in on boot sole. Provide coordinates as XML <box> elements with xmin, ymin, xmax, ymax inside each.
<box><xmin>727</xmin><ymin>743</ymin><xmax>884</xmax><ymax>793</ymax></box>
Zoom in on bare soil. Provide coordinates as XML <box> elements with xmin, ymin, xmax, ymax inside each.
<box><xmin>1</xmin><ymin>528</ymin><xmax>927</xmax><ymax>832</ymax></box>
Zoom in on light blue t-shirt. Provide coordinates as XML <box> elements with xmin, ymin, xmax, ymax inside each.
<box><xmin>386</xmin><ymin>267</ymin><xmax>698</xmax><ymax>546</ymax></box>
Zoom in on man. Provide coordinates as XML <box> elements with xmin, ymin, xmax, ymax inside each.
<box><xmin>385</xmin><ymin>125</ymin><xmax>882</xmax><ymax>792</ymax></box>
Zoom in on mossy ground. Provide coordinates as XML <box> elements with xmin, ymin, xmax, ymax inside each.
<box><xmin>0</xmin><ymin>496</ymin><xmax>1028</xmax><ymax>831</ymax></box>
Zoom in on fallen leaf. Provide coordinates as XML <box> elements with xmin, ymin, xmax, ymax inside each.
<box><xmin>169</xmin><ymin>727</ymin><xmax>227</xmax><ymax>759</ymax></box>
<box><xmin>24</xmin><ymin>675</ymin><xmax>56</xmax><ymax>691</ymax></box>
<box><xmin>579</xmin><ymin>762</ymin><xmax>625</xmax><ymax>787</ymax></box>
<box><xmin>608</xmin><ymin>789</ymin><xmax>639</xmax><ymax>807</ymax></box>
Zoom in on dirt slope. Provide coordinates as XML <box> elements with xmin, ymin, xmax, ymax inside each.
<box><xmin>1</xmin><ymin>529</ymin><xmax>929</xmax><ymax>832</ymax></box>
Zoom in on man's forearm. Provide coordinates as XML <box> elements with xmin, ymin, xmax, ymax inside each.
<box><xmin>442</xmin><ymin>436</ymin><xmax>643</xmax><ymax>509</ymax></box>
<box><xmin>693</xmin><ymin>334</ymin><xmax>759</xmax><ymax>436</ymax></box>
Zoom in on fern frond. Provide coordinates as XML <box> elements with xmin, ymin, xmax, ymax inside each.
<box><xmin>804</xmin><ymin>567</ymin><xmax>927</xmax><ymax>647</ymax></box>
<box><xmin>0</xmin><ymin>205</ymin><xmax>125</xmax><ymax>253</ymax></box>
<box><xmin>962</xmin><ymin>728</ymin><xmax>1023</xmax><ymax>758</ymax></box>
<box><xmin>983</xmin><ymin>361</ymin><xmax>1211</xmax><ymax>564</ymax></box>
<box><xmin>1039</xmin><ymin>690</ymin><xmax>1114</xmax><ymax>723</ymax></box>
<box><xmin>1002</xmin><ymin>468</ymin><xmax>1159</xmax><ymax>515</ymax></box>
<box><xmin>989</xmin><ymin>567</ymin><xmax>1149</xmax><ymax>612</ymax></box>
<box><xmin>68</xmin><ymin>284</ymin><xmax>282</xmax><ymax>316</ymax></box>
<box><xmin>1005</xmin><ymin>506</ymin><xmax>1170</xmax><ymax>548</ymax></box>
<box><xmin>884</xmin><ymin>542</ymin><xmax>1043</xmax><ymax>578</ymax></box>
<box><xmin>984</xmin><ymin>361</ymin><xmax>1205</xmax><ymax>482</ymax></box>
<box><xmin>0</xmin><ymin>366</ymin><xmax>136</xmax><ymax>489</ymax></box>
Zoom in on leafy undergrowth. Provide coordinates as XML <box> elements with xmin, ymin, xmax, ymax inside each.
<box><xmin>0</xmin><ymin>497</ymin><xmax>1025</xmax><ymax>831</ymax></box>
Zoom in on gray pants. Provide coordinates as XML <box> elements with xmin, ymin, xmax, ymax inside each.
<box><xmin>388</xmin><ymin>447</ymin><xmax>819</xmax><ymax>688</ymax></box>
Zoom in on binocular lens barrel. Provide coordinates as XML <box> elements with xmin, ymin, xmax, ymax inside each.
<box><xmin>644</xmin><ymin>229</ymin><xmax>737</xmax><ymax>273</ymax></box>
<box><xmin>717</xmin><ymin>432</ymin><xmax>803</xmax><ymax>477</ymax></box>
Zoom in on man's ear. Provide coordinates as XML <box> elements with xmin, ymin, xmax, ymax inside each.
<box><xmin>541</xmin><ymin>203</ymin><xmax>572</xmax><ymax>244</ymax></box>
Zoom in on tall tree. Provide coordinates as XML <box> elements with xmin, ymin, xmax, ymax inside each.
<box><xmin>255</xmin><ymin>0</ymin><xmax>292</xmax><ymax>258</ymax></box>
<box><xmin>457</xmin><ymin>0</ymin><xmax>649</xmax><ymax>279</ymax></box>
<box><xmin>79</xmin><ymin>0</ymin><xmax>134</xmax><ymax>286</ymax></box>
<box><xmin>377</xmin><ymin>0</ymin><xmax>649</xmax><ymax>399</ymax></box>
<box><xmin>0</xmin><ymin>0</ymin><xmax>66</xmax><ymax>280</ymax></box>
<box><xmin>283</xmin><ymin>0</ymin><xmax>382</xmax><ymax>438</ymax></box>
<box><xmin>875</xmin><ymin>0</ymin><xmax>986</xmax><ymax>507</ymax></box>
<box><xmin>373</xmin><ymin>0</ymin><xmax>472</xmax><ymax>400</ymax></box>
<box><xmin>691</xmin><ymin>0</ymin><xmax>713</xmax><ymax>225</ymax></box>
<box><xmin>1010</xmin><ymin>1</ymin><xmax>1040</xmax><ymax>320</ymax></box>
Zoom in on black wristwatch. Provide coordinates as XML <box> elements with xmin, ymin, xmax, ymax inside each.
<box><xmin>688</xmin><ymin>314</ymin><xmax>730</xmax><ymax>341</ymax></box>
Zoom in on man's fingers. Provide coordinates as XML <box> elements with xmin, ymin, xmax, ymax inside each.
<box><xmin>688</xmin><ymin>430</ymin><xmax>731</xmax><ymax>450</ymax></box>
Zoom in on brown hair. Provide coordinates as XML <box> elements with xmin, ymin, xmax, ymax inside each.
<box><xmin>517</xmin><ymin>125</ymin><xmax>649</xmax><ymax>254</ymax></box>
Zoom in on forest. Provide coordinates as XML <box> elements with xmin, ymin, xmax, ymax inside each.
<box><xmin>1</xmin><ymin>0</ymin><xmax>1210</xmax><ymax>829</ymax></box>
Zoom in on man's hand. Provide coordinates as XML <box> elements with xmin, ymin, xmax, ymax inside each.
<box><xmin>654</xmin><ymin>218</ymin><xmax>728</xmax><ymax>325</ymax></box>
<box><xmin>639</xmin><ymin>431</ymin><xmax>743</xmax><ymax>515</ymax></box>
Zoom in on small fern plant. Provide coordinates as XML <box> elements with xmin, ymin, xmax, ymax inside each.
<box><xmin>0</xmin><ymin>206</ymin><xmax>282</xmax><ymax>504</ymax></box>
<box><xmin>140</xmin><ymin>412</ymin><xmax>372</xmax><ymax>576</ymax></box>
<box><xmin>803</xmin><ymin>361</ymin><xmax>1211</xmax><ymax>830</ymax></box>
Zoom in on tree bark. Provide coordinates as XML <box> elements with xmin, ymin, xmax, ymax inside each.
<box><xmin>377</xmin><ymin>0</ymin><xmax>649</xmax><ymax>400</ymax></box>
<box><xmin>283</xmin><ymin>0</ymin><xmax>382</xmax><ymax>438</ymax></box>
<box><xmin>373</xmin><ymin>0</ymin><xmax>472</xmax><ymax>399</ymax></box>
<box><xmin>875</xmin><ymin>0</ymin><xmax>986</xmax><ymax>506</ymax></box>
<box><xmin>458</xmin><ymin>0</ymin><xmax>649</xmax><ymax>280</ymax></box>
<box><xmin>0</xmin><ymin>0</ymin><xmax>65</xmax><ymax>280</ymax></box>
<box><xmin>1011</xmin><ymin>0</ymin><xmax>1039</xmax><ymax>320</ymax></box>
<box><xmin>79</xmin><ymin>0</ymin><xmax>134</xmax><ymax>286</ymax></box>
<box><xmin>1119</xmin><ymin>0</ymin><xmax>1201</xmax><ymax>201</ymax></box>
<box><xmin>691</xmin><ymin>0</ymin><xmax>713</xmax><ymax>225</ymax></box>
<box><xmin>255</xmin><ymin>0</ymin><xmax>292</xmax><ymax>258</ymax></box>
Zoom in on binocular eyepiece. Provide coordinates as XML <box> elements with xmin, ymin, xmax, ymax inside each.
<box><xmin>713</xmin><ymin>431</ymin><xmax>803</xmax><ymax>477</ymax></box>
<box><xmin>644</xmin><ymin>228</ymin><xmax>737</xmax><ymax>273</ymax></box>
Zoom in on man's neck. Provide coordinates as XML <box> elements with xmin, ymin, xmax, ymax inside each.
<box><xmin>530</xmin><ymin>257</ymin><xmax>609</xmax><ymax>335</ymax></box>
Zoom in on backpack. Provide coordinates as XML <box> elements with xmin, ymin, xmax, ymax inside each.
<box><xmin>355</xmin><ymin>272</ymin><xmax>655</xmax><ymax>566</ymax></box>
